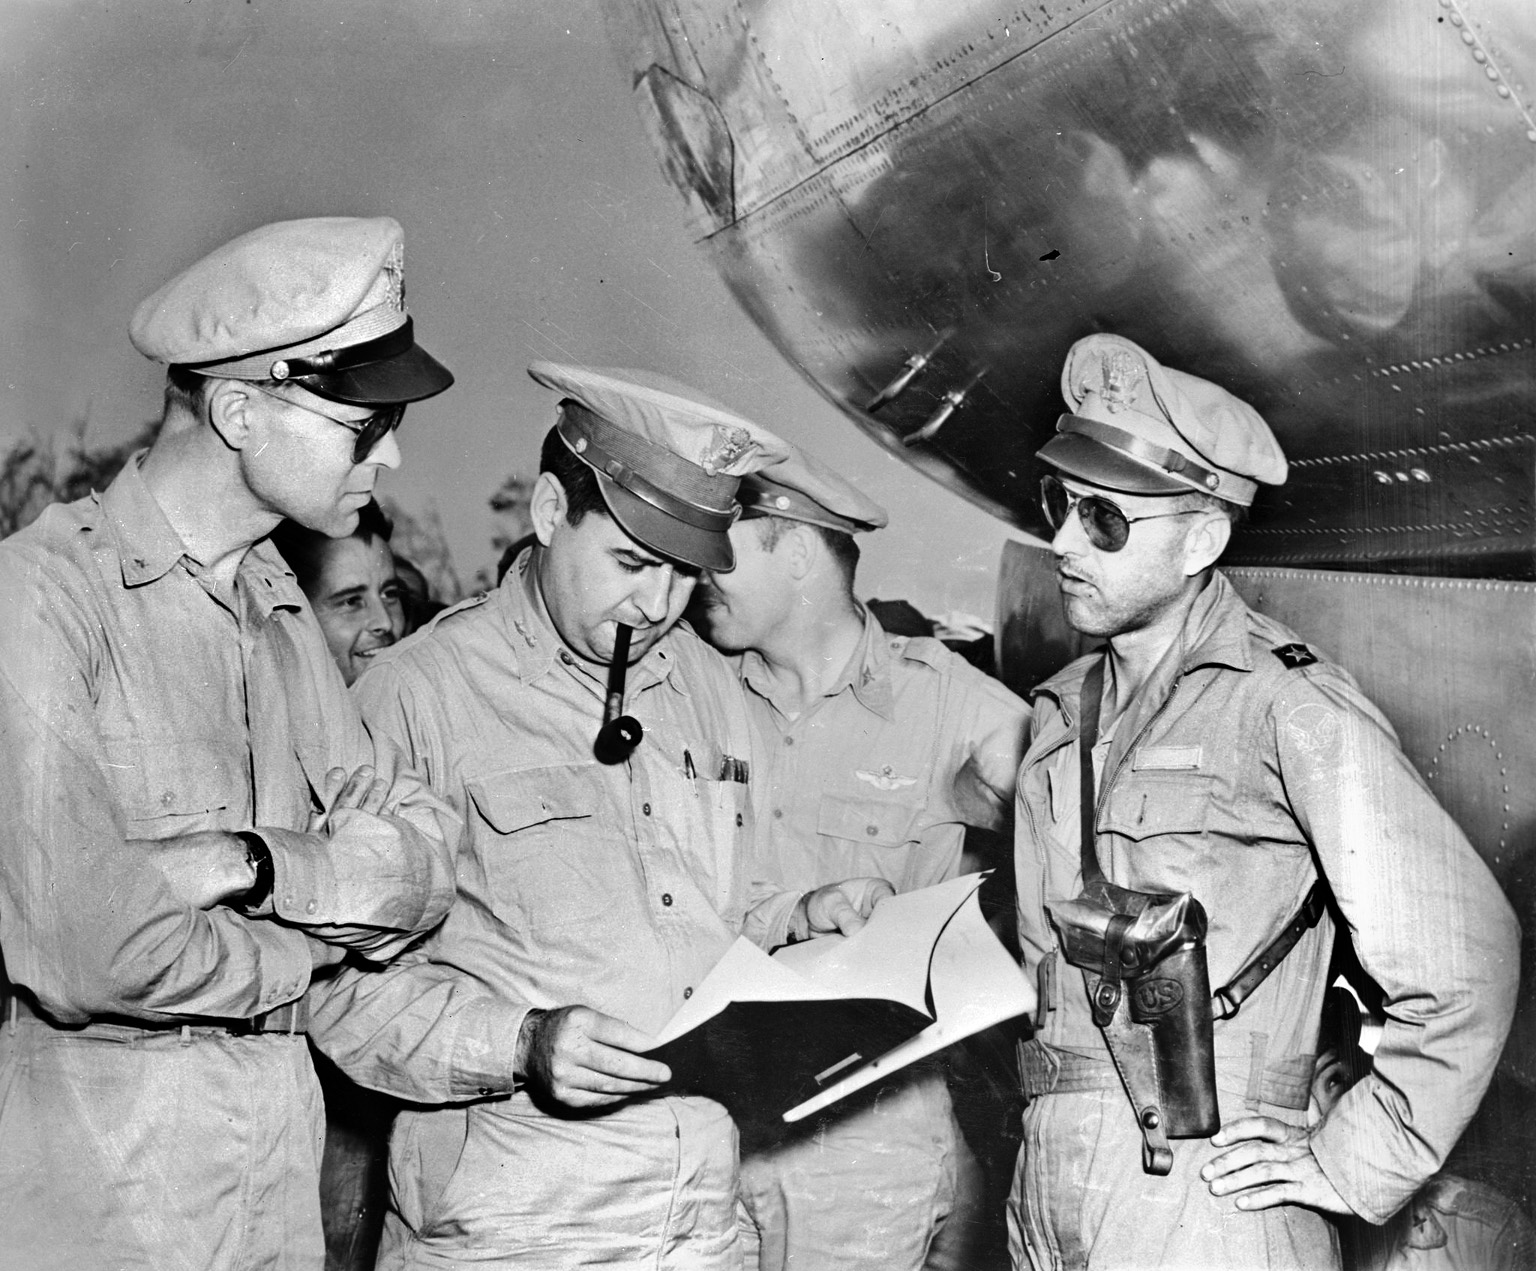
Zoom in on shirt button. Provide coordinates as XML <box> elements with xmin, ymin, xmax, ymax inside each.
<box><xmin>865</xmin><ymin>825</ymin><xmax>879</xmax><ymax>837</ymax></box>
<box><xmin>783</xmin><ymin>736</ymin><xmax>794</xmax><ymax>747</ymax></box>
<box><xmin>683</xmin><ymin>987</ymin><xmax>693</xmax><ymax>999</ymax></box>
<box><xmin>478</xmin><ymin>1086</ymin><xmax>493</xmax><ymax>1097</ymax></box>
<box><xmin>305</xmin><ymin>900</ymin><xmax>318</xmax><ymax>915</ymax></box>
<box><xmin>772</xmin><ymin>809</ymin><xmax>783</xmax><ymax>820</ymax></box>
<box><xmin>661</xmin><ymin>893</ymin><xmax>673</xmax><ymax>907</ymax></box>
<box><xmin>642</xmin><ymin>802</ymin><xmax>652</xmax><ymax>816</ymax></box>
<box><xmin>735</xmin><ymin>813</ymin><xmax>744</xmax><ymax>827</ymax></box>
<box><xmin>559</xmin><ymin>650</ymin><xmax>573</xmax><ymax>665</ymax></box>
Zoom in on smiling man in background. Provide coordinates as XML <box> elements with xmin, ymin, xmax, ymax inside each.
<box><xmin>0</xmin><ymin>216</ymin><xmax>458</xmax><ymax>1269</ymax></box>
<box><xmin>274</xmin><ymin>499</ymin><xmax>406</xmax><ymax>684</ymax></box>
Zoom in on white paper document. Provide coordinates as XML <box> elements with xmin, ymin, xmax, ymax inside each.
<box><xmin>645</xmin><ymin>873</ymin><xmax>1035</xmax><ymax>1121</ymax></box>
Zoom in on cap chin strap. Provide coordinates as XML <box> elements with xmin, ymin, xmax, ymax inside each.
<box><xmin>558</xmin><ymin>418</ymin><xmax>739</xmax><ymax>533</ymax></box>
<box><xmin>183</xmin><ymin>306</ymin><xmax>410</xmax><ymax>383</ymax></box>
<box><xmin>1058</xmin><ymin>415</ymin><xmax>1257</xmax><ymax>506</ymax></box>
<box><xmin>268</xmin><ymin>317</ymin><xmax>417</xmax><ymax>383</ymax></box>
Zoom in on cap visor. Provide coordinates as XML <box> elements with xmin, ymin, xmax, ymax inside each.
<box><xmin>1037</xmin><ymin>432</ymin><xmax>1193</xmax><ymax>497</ymax></box>
<box><xmin>597</xmin><ymin>474</ymin><xmax>735</xmax><ymax>573</ymax></box>
<box><xmin>307</xmin><ymin>343</ymin><xmax>455</xmax><ymax>406</ymax></box>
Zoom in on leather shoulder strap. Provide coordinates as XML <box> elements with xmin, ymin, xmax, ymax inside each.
<box><xmin>1079</xmin><ymin>658</ymin><xmax>1107</xmax><ymax>889</ymax></box>
<box><xmin>1213</xmin><ymin>882</ymin><xmax>1328</xmax><ymax>1019</ymax></box>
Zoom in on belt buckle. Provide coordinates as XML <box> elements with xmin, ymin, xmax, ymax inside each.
<box><xmin>246</xmin><ymin>1000</ymin><xmax>305</xmax><ymax>1035</ymax></box>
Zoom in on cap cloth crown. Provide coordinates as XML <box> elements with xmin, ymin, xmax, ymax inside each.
<box><xmin>130</xmin><ymin>216</ymin><xmax>453</xmax><ymax>406</ymax></box>
<box><xmin>1037</xmin><ymin>334</ymin><xmax>1286</xmax><ymax>506</ymax></box>
<box><xmin>740</xmin><ymin>442</ymin><xmax>887</xmax><ymax>534</ymax></box>
<box><xmin>528</xmin><ymin>362</ymin><xmax>789</xmax><ymax>572</ymax></box>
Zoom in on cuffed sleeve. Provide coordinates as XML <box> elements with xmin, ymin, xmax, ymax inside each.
<box><xmin>304</xmin><ymin>659</ymin><xmax>529</xmax><ymax>1102</ymax></box>
<box><xmin>260</xmin><ymin>803</ymin><xmax>456</xmax><ymax>962</ymax></box>
<box><xmin>308</xmin><ymin>954</ymin><xmax>530</xmax><ymax>1103</ymax></box>
<box><xmin>252</xmin><ymin>603</ymin><xmax>459</xmax><ymax>955</ymax></box>
<box><xmin>743</xmin><ymin>886</ymin><xmax>804</xmax><ymax>951</ymax></box>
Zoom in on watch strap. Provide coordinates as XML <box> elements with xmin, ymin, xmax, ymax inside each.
<box><xmin>236</xmin><ymin>830</ymin><xmax>274</xmax><ymax>911</ymax></box>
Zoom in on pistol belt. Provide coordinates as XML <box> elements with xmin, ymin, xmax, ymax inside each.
<box><xmin>1018</xmin><ymin>1039</ymin><xmax>1313</xmax><ymax>1112</ymax></box>
<box><xmin>5</xmin><ymin>989</ymin><xmax>308</xmax><ymax>1037</ymax></box>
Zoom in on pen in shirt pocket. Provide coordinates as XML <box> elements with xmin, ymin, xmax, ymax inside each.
<box><xmin>683</xmin><ymin>748</ymin><xmax>698</xmax><ymax>780</ymax></box>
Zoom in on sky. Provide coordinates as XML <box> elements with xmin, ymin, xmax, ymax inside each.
<box><xmin>0</xmin><ymin>0</ymin><xmax>1024</xmax><ymax>619</ymax></box>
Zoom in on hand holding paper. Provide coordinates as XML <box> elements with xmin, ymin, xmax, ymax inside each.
<box><xmin>799</xmin><ymin>876</ymin><xmax>897</xmax><ymax>936</ymax></box>
<box><xmin>645</xmin><ymin>873</ymin><xmax>1034</xmax><ymax>1122</ymax></box>
<box><xmin>519</xmin><ymin>1005</ymin><xmax>671</xmax><ymax>1109</ymax></box>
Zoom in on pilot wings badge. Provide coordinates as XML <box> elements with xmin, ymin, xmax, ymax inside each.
<box><xmin>856</xmin><ymin>764</ymin><xmax>918</xmax><ymax>792</ymax></box>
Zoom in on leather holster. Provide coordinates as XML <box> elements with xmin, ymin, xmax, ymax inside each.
<box><xmin>1050</xmin><ymin>885</ymin><xmax>1220</xmax><ymax>1174</ymax></box>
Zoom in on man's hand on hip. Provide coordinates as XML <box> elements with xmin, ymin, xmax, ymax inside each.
<box><xmin>516</xmin><ymin>1005</ymin><xmax>671</xmax><ymax>1109</ymax></box>
<box><xmin>1203</xmin><ymin>1115</ymin><xmax>1352</xmax><ymax>1214</ymax></box>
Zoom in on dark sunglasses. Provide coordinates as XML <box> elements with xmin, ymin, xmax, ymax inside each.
<box><xmin>250</xmin><ymin>384</ymin><xmax>406</xmax><ymax>464</ymax></box>
<box><xmin>1040</xmin><ymin>473</ymin><xmax>1199</xmax><ymax>552</ymax></box>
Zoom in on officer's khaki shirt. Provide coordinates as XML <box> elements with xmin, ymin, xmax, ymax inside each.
<box><xmin>1014</xmin><ymin>571</ymin><xmax>1519</xmax><ymax>1225</ymax></box>
<box><xmin>738</xmin><ymin>610</ymin><xmax>1029</xmax><ymax>901</ymax></box>
<box><xmin>308</xmin><ymin>551</ymin><xmax>760</xmax><ymax>1103</ymax></box>
<box><xmin>0</xmin><ymin>456</ymin><xmax>457</xmax><ymax>1025</ymax></box>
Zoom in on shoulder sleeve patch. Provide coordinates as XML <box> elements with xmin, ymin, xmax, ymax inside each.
<box><xmin>1283</xmin><ymin>702</ymin><xmax>1341</xmax><ymax>761</ymax></box>
<box><xmin>1271</xmin><ymin>642</ymin><xmax>1318</xmax><ymax>669</ymax></box>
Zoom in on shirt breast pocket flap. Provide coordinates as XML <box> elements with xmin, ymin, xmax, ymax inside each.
<box><xmin>1099</xmin><ymin>772</ymin><xmax>1213</xmax><ymax>842</ymax></box>
<box><xmin>817</xmin><ymin>791</ymin><xmax>923</xmax><ymax>849</ymax></box>
<box><xmin>465</xmin><ymin>767</ymin><xmax>603</xmax><ymax>931</ymax></box>
<box><xmin>100</xmin><ymin>738</ymin><xmax>237</xmax><ymax>826</ymax></box>
<box><xmin>467</xmin><ymin>767</ymin><xmax>592</xmax><ymax>836</ymax></box>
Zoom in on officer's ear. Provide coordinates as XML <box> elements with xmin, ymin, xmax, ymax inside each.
<box><xmin>205</xmin><ymin>379</ymin><xmax>257</xmax><ymax>453</ymax></box>
<box><xmin>529</xmin><ymin>471</ymin><xmax>568</xmax><ymax>547</ymax></box>
<box><xmin>783</xmin><ymin>521</ymin><xmax>817</xmax><ymax>581</ymax></box>
<box><xmin>1180</xmin><ymin>507</ymin><xmax>1231</xmax><ymax>578</ymax></box>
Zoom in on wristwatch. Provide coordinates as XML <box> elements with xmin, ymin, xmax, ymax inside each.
<box><xmin>236</xmin><ymin>831</ymin><xmax>274</xmax><ymax>911</ymax></box>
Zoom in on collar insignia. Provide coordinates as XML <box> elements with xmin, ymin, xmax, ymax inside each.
<box><xmin>1272</xmin><ymin>642</ymin><xmax>1318</xmax><ymax>669</ymax></box>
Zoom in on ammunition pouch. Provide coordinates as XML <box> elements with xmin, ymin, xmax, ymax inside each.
<box><xmin>1049</xmin><ymin>883</ymin><xmax>1219</xmax><ymax>1174</ymax></box>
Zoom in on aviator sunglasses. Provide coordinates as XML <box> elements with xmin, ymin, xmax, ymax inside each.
<box><xmin>1040</xmin><ymin>473</ymin><xmax>1199</xmax><ymax>552</ymax></box>
<box><xmin>249</xmin><ymin>383</ymin><xmax>406</xmax><ymax>464</ymax></box>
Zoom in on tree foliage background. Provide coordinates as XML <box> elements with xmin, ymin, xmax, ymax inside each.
<box><xmin>0</xmin><ymin>419</ymin><xmax>160</xmax><ymax>539</ymax></box>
